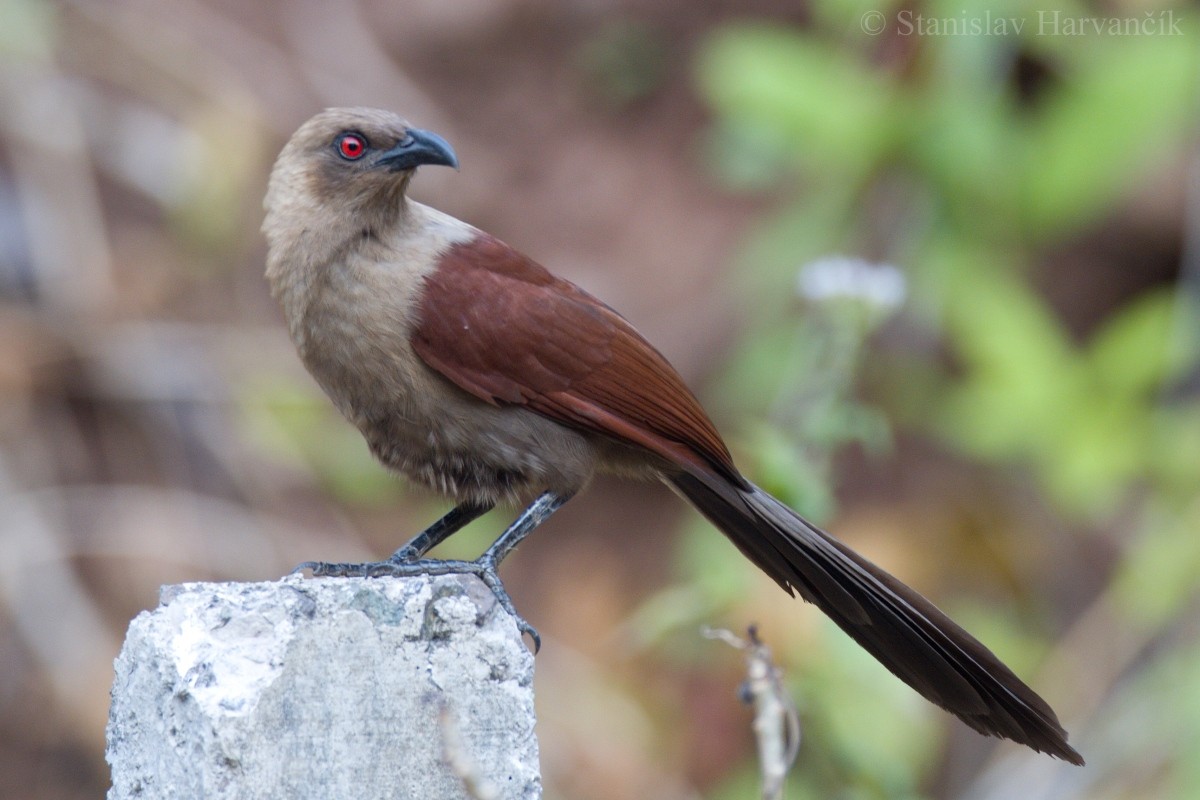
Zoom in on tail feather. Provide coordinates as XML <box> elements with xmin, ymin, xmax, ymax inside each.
<box><xmin>671</xmin><ymin>471</ymin><xmax>1083</xmax><ymax>765</ymax></box>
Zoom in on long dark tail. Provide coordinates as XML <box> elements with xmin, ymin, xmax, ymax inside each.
<box><xmin>671</xmin><ymin>471</ymin><xmax>1083</xmax><ymax>765</ymax></box>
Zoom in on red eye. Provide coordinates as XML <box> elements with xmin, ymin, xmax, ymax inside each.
<box><xmin>336</xmin><ymin>133</ymin><xmax>367</xmax><ymax>160</ymax></box>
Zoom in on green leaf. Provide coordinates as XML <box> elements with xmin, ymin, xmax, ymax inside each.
<box><xmin>696</xmin><ymin>23</ymin><xmax>899</xmax><ymax>178</ymax></box>
<box><xmin>1149</xmin><ymin>405</ymin><xmax>1200</xmax><ymax>503</ymax></box>
<box><xmin>0</xmin><ymin>0</ymin><xmax>57</xmax><ymax>60</ymax></box>
<box><xmin>676</xmin><ymin>513</ymin><xmax>757</xmax><ymax>603</ymax></box>
<box><xmin>1114</xmin><ymin>500</ymin><xmax>1200</xmax><ymax>627</ymax></box>
<box><xmin>1089</xmin><ymin>289</ymin><xmax>1198</xmax><ymax>396</ymax></box>
<box><xmin>1039</xmin><ymin>392</ymin><xmax>1144</xmax><ymax>516</ymax></box>
<box><xmin>936</xmin><ymin>251</ymin><xmax>1081</xmax><ymax>459</ymax></box>
<box><xmin>237</xmin><ymin>375</ymin><xmax>401</xmax><ymax>507</ymax></box>
<box><xmin>1021</xmin><ymin>32</ymin><xmax>1199</xmax><ymax>236</ymax></box>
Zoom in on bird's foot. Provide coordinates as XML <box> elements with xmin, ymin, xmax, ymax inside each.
<box><xmin>292</xmin><ymin>555</ymin><xmax>540</xmax><ymax>652</ymax></box>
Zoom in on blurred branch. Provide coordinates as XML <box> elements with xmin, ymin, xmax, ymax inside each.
<box><xmin>704</xmin><ymin>625</ymin><xmax>800</xmax><ymax>800</ymax></box>
<box><xmin>0</xmin><ymin>455</ymin><xmax>117</xmax><ymax>738</ymax></box>
<box><xmin>64</xmin><ymin>0</ymin><xmax>303</xmax><ymax>128</ymax></box>
<box><xmin>280</xmin><ymin>0</ymin><xmax>440</xmax><ymax>121</ymax></box>
<box><xmin>0</xmin><ymin>57</ymin><xmax>115</xmax><ymax>311</ymax></box>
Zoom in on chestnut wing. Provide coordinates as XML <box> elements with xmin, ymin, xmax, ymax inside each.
<box><xmin>412</xmin><ymin>234</ymin><xmax>743</xmax><ymax>485</ymax></box>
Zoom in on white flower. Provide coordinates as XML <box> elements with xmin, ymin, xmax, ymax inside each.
<box><xmin>796</xmin><ymin>256</ymin><xmax>907</xmax><ymax>313</ymax></box>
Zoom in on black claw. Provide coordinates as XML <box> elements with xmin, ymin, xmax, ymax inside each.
<box><xmin>473</xmin><ymin>560</ymin><xmax>541</xmax><ymax>652</ymax></box>
<box><xmin>519</xmin><ymin>622</ymin><xmax>542</xmax><ymax>654</ymax></box>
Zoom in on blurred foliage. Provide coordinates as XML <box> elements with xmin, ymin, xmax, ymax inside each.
<box><xmin>3</xmin><ymin>1</ymin><xmax>1198</xmax><ymax>798</ymax></box>
<box><xmin>640</xmin><ymin>2</ymin><xmax>1200</xmax><ymax>797</ymax></box>
<box><xmin>238</xmin><ymin>375</ymin><xmax>403</xmax><ymax>507</ymax></box>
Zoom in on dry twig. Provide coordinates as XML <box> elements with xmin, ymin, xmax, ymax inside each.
<box><xmin>703</xmin><ymin>625</ymin><xmax>800</xmax><ymax>800</ymax></box>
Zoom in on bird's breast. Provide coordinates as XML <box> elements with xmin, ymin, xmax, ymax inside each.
<box><xmin>294</xmin><ymin>252</ymin><xmax>601</xmax><ymax>505</ymax></box>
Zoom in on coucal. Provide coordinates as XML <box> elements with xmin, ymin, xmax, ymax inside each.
<box><xmin>262</xmin><ymin>107</ymin><xmax>1083</xmax><ymax>765</ymax></box>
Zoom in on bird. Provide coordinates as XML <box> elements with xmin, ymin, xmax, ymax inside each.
<box><xmin>262</xmin><ymin>107</ymin><xmax>1083</xmax><ymax>765</ymax></box>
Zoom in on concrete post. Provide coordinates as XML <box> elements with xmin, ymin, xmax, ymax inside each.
<box><xmin>106</xmin><ymin>574</ymin><xmax>540</xmax><ymax>800</ymax></box>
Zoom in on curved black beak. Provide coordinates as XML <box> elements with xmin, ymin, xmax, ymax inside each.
<box><xmin>375</xmin><ymin>128</ymin><xmax>459</xmax><ymax>172</ymax></box>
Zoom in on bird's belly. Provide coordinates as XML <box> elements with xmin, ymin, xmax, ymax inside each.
<box><xmin>302</xmin><ymin>330</ymin><xmax>599</xmax><ymax>504</ymax></box>
<box><xmin>358</xmin><ymin>388</ymin><xmax>600</xmax><ymax>505</ymax></box>
<box><xmin>294</xmin><ymin>279</ymin><xmax>614</xmax><ymax>504</ymax></box>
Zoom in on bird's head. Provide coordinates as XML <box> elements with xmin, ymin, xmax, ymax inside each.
<box><xmin>263</xmin><ymin>107</ymin><xmax>458</xmax><ymax>250</ymax></box>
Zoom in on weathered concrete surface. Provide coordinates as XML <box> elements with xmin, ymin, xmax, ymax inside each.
<box><xmin>106</xmin><ymin>574</ymin><xmax>540</xmax><ymax>800</ymax></box>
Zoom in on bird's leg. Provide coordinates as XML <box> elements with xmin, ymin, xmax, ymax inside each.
<box><xmin>294</xmin><ymin>491</ymin><xmax>572</xmax><ymax>652</ymax></box>
<box><xmin>458</xmin><ymin>490</ymin><xmax>572</xmax><ymax>650</ymax></box>
<box><xmin>387</xmin><ymin>501</ymin><xmax>495</xmax><ymax>563</ymax></box>
<box><xmin>475</xmin><ymin>490</ymin><xmax>570</xmax><ymax>568</ymax></box>
<box><xmin>292</xmin><ymin>500</ymin><xmax>493</xmax><ymax>576</ymax></box>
